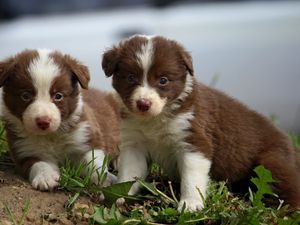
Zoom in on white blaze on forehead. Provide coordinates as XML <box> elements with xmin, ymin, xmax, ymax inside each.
<box><xmin>131</xmin><ymin>37</ymin><xmax>168</xmax><ymax>116</ymax></box>
<box><xmin>136</xmin><ymin>38</ymin><xmax>154</xmax><ymax>84</ymax></box>
<box><xmin>24</xmin><ymin>49</ymin><xmax>62</xmax><ymax>134</ymax></box>
<box><xmin>28</xmin><ymin>49</ymin><xmax>60</xmax><ymax>98</ymax></box>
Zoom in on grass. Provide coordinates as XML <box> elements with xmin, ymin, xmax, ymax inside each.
<box><xmin>3</xmin><ymin>198</ymin><xmax>31</xmax><ymax>225</ymax></box>
<box><xmin>59</xmin><ymin>156</ymin><xmax>300</xmax><ymax>224</ymax></box>
<box><xmin>0</xmin><ymin>121</ymin><xmax>8</xmax><ymax>156</ymax></box>
<box><xmin>0</xmin><ymin>120</ymin><xmax>300</xmax><ymax>224</ymax></box>
<box><xmin>58</xmin><ymin>134</ymin><xmax>300</xmax><ymax>225</ymax></box>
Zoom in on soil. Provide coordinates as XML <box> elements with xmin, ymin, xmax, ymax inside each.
<box><xmin>0</xmin><ymin>155</ymin><xmax>95</xmax><ymax>225</ymax></box>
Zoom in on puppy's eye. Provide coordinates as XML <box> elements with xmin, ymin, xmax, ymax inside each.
<box><xmin>159</xmin><ymin>77</ymin><xmax>169</xmax><ymax>86</ymax></box>
<box><xmin>53</xmin><ymin>92</ymin><xmax>64</xmax><ymax>102</ymax></box>
<box><xmin>127</xmin><ymin>74</ymin><xmax>136</xmax><ymax>84</ymax></box>
<box><xmin>20</xmin><ymin>91</ymin><xmax>32</xmax><ymax>102</ymax></box>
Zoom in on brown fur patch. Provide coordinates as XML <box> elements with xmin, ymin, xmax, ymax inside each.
<box><xmin>50</xmin><ymin>72</ymin><xmax>79</xmax><ymax>120</ymax></box>
<box><xmin>81</xmin><ymin>89</ymin><xmax>120</xmax><ymax>156</ymax></box>
<box><xmin>50</xmin><ymin>51</ymin><xmax>90</xmax><ymax>89</ymax></box>
<box><xmin>102</xmin><ymin>36</ymin><xmax>300</xmax><ymax>208</ymax></box>
<box><xmin>1</xmin><ymin>50</ymin><xmax>39</xmax><ymax>120</ymax></box>
<box><xmin>1</xmin><ymin>50</ymin><xmax>120</xmax><ymax>181</ymax></box>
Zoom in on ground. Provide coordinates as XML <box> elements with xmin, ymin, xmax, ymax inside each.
<box><xmin>0</xmin><ymin>155</ymin><xmax>93</xmax><ymax>225</ymax></box>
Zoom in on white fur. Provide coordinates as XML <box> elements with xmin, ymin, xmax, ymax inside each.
<box><xmin>29</xmin><ymin>161</ymin><xmax>60</xmax><ymax>191</ymax></box>
<box><xmin>177</xmin><ymin>151</ymin><xmax>211</xmax><ymax>211</ymax></box>
<box><xmin>117</xmin><ymin>140</ymin><xmax>148</xmax><ymax>195</ymax></box>
<box><xmin>12</xmin><ymin>121</ymin><xmax>90</xmax><ymax>164</ymax></box>
<box><xmin>23</xmin><ymin>49</ymin><xmax>61</xmax><ymax>134</ymax></box>
<box><xmin>171</xmin><ymin>74</ymin><xmax>194</xmax><ymax>110</ymax></box>
<box><xmin>131</xmin><ymin>86</ymin><xmax>167</xmax><ymax>116</ymax></box>
<box><xmin>22</xmin><ymin>100</ymin><xmax>61</xmax><ymax>134</ymax></box>
<box><xmin>136</xmin><ymin>39</ymin><xmax>154</xmax><ymax>80</ymax></box>
<box><xmin>117</xmin><ymin>109</ymin><xmax>211</xmax><ymax>211</ymax></box>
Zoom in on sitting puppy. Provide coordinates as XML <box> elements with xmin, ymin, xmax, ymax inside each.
<box><xmin>0</xmin><ymin>49</ymin><xmax>119</xmax><ymax>191</ymax></box>
<box><xmin>102</xmin><ymin>35</ymin><xmax>300</xmax><ymax>211</ymax></box>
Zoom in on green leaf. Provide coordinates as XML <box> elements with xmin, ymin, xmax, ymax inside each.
<box><xmin>250</xmin><ymin>165</ymin><xmax>276</xmax><ymax>208</ymax></box>
<box><xmin>65</xmin><ymin>192</ymin><xmax>80</xmax><ymax>209</ymax></box>
<box><xmin>136</xmin><ymin>178</ymin><xmax>159</xmax><ymax>196</ymax></box>
<box><xmin>91</xmin><ymin>206</ymin><xmax>107</xmax><ymax>224</ymax></box>
<box><xmin>278</xmin><ymin>212</ymin><xmax>300</xmax><ymax>225</ymax></box>
<box><xmin>101</xmin><ymin>181</ymin><xmax>139</xmax><ymax>204</ymax></box>
<box><xmin>90</xmin><ymin>205</ymin><xmax>124</xmax><ymax>224</ymax></box>
<box><xmin>136</xmin><ymin>178</ymin><xmax>176</xmax><ymax>204</ymax></box>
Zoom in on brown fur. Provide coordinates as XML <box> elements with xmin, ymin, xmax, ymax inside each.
<box><xmin>81</xmin><ymin>89</ymin><xmax>120</xmax><ymax>156</ymax></box>
<box><xmin>0</xmin><ymin>50</ymin><xmax>120</xmax><ymax>180</ymax></box>
<box><xmin>102</xmin><ymin>35</ymin><xmax>300</xmax><ymax>208</ymax></box>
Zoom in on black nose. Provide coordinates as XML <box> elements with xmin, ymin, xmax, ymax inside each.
<box><xmin>136</xmin><ymin>99</ymin><xmax>152</xmax><ymax>112</ymax></box>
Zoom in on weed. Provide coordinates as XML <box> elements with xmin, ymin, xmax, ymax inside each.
<box><xmin>0</xmin><ymin>120</ymin><xmax>8</xmax><ymax>156</ymax></box>
<box><xmin>3</xmin><ymin>198</ymin><xmax>30</xmax><ymax>225</ymax></box>
<box><xmin>59</xmin><ymin>151</ymin><xmax>111</xmax><ymax>208</ymax></box>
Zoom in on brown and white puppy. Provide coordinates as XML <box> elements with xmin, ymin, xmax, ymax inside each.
<box><xmin>0</xmin><ymin>49</ymin><xmax>120</xmax><ymax>191</ymax></box>
<box><xmin>102</xmin><ymin>35</ymin><xmax>300</xmax><ymax>211</ymax></box>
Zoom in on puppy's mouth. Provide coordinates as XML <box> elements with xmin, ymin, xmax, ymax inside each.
<box><xmin>23</xmin><ymin>116</ymin><xmax>61</xmax><ymax>135</ymax></box>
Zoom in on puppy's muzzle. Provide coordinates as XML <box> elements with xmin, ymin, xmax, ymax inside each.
<box><xmin>136</xmin><ymin>99</ymin><xmax>152</xmax><ymax>112</ymax></box>
<box><xmin>35</xmin><ymin>116</ymin><xmax>51</xmax><ymax>130</ymax></box>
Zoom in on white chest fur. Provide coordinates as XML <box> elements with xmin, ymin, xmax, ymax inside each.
<box><xmin>12</xmin><ymin>121</ymin><xmax>91</xmax><ymax>164</ymax></box>
<box><xmin>120</xmin><ymin>110</ymin><xmax>194</xmax><ymax>178</ymax></box>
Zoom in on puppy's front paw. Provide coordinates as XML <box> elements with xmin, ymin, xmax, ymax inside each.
<box><xmin>29</xmin><ymin>162</ymin><xmax>60</xmax><ymax>191</ymax></box>
<box><xmin>178</xmin><ymin>198</ymin><xmax>204</xmax><ymax>212</ymax></box>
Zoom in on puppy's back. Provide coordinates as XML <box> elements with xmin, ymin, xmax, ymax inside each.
<box><xmin>189</xmin><ymin>82</ymin><xmax>298</xmax><ymax>182</ymax></box>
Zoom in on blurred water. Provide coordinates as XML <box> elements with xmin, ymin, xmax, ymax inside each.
<box><xmin>0</xmin><ymin>1</ymin><xmax>299</xmax><ymax>132</ymax></box>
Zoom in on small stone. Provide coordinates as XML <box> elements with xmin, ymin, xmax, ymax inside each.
<box><xmin>59</xmin><ymin>217</ymin><xmax>73</xmax><ymax>225</ymax></box>
<box><xmin>83</xmin><ymin>213</ymin><xmax>90</xmax><ymax>219</ymax></box>
<box><xmin>44</xmin><ymin>213</ymin><xmax>58</xmax><ymax>222</ymax></box>
<box><xmin>26</xmin><ymin>214</ymin><xmax>35</xmax><ymax>222</ymax></box>
<box><xmin>74</xmin><ymin>203</ymin><xmax>89</xmax><ymax>210</ymax></box>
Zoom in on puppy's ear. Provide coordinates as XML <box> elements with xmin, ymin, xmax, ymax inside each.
<box><xmin>0</xmin><ymin>57</ymin><xmax>14</xmax><ymax>87</ymax></box>
<box><xmin>180</xmin><ymin>50</ymin><xmax>194</xmax><ymax>76</ymax></box>
<box><xmin>64</xmin><ymin>55</ymin><xmax>90</xmax><ymax>89</ymax></box>
<box><xmin>102</xmin><ymin>47</ymin><xmax>119</xmax><ymax>77</ymax></box>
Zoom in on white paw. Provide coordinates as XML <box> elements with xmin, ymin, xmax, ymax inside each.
<box><xmin>178</xmin><ymin>198</ymin><xmax>204</xmax><ymax>212</ymax></box>
<box><xmin>29</xmin><ymin>161</ymin><xmax>60</xmax><ymax>191</ymax></box>
<box><xmin>31</xmin><ymin>169</ymin><xmax>60</xmax><ymax>191</ymax></box>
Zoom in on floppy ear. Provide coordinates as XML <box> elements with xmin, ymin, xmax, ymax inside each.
<box><xmin>0</xmin><ymin>57</ymin><xmax>15</xmax><ymax>87</ymax></box>
<box><xmin>180</xmin><ymin>50</ymin><xmax>194</xmax><ymax>76</ymax></box>
<box><xmin>102</xmin><ymin>47</ymin><xmax>119</xmax><ymax>77</ymax></box>
<box><xmin>64</xmin><ymin>55</ymin><xmax>90</xmax><ymax>89</ymax></box>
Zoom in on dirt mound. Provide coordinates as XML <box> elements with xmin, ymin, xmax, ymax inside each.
<box><xmin>0</xmin><ymin>156</ymin><xmax>92</xmax><ymax>225</ymax></box>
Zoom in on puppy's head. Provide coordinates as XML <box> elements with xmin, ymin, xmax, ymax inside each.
<box><xmin>0</xmin><ymin>49</ymin><xmax>90</xmax><ymax>135</ymax></box>
<box><xmin>102</xmin><ymin>35</ymin><xmax>194</xmax><ymax>117</ymax></box>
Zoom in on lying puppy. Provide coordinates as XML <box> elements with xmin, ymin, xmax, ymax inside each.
<box><xmin>0</xmin><ymin>49</ymin><xmax>119</xmax><ymax>191</ymax></box>
<box><xmin>102</xmin><ymin>35</ymin><xmax>300</xmax><ymax>211</ymax></box>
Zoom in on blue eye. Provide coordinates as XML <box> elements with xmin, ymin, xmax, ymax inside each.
<box><xmin>159</xmin><ymin>77</ymin><xmax>169</xmax><ymax>86</ymax></box>
<box><xmin>127</xmin><ymin>74</ymin><xmax>136</xmax><ymax>84</ymax></box>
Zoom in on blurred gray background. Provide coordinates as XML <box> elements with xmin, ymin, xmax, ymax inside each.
<box><xmin>0</xmin><ymin>0</ymin><xmax>299</xmax><ymax>133</ymax></box>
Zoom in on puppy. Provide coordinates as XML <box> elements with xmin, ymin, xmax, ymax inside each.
<box><xmin>0</xmin><ymin>49</ymin><xmax>119</xmax><ymax>191</ymax></box>
<box><xmin>102</xmin><ymin>35</ymin><xmax>300</xmax><ymax>211</ymax></box>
